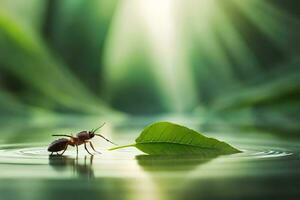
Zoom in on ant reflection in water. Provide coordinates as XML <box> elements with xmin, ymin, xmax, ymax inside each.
<box><xmin>49</xmin><ymin>155</ymin><xmax>95</xmax><ymax>179</ymax></box>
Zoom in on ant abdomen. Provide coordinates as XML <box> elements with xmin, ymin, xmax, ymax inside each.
<box><xmin>48</xmin><ymin>138</ymin><xmax>69</xmax><ymax>152</ymax></box>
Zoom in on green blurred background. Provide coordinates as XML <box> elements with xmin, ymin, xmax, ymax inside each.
<box><xmin>0</xmin><ymin>0</ymin><xmax>299</xmax><ymax>142</ymax></box>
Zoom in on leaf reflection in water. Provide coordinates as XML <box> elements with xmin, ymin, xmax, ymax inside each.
<box><xmin>136</xmin><ymin>154</ymin><xmax>217</xmax><ymax>172</ymax></box>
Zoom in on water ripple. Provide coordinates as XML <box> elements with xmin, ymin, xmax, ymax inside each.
<box><xmin>0</xmin><ymin>143</ymin><xmax>296</xmax><ymax>165</ymax></box>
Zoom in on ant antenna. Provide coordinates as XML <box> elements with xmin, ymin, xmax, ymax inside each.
<box><xmin>92</xmin><ymin>122</ymin><xmax>117</xmax><ymax>145</ymax></box>
<box><xmin>91</xmin><ymin>122</ymin><xmax>106</xmax><ymax>133</ymax></box>
<box><xmin>95</xmin><ymin>134</ymin><xmax>117</xmax><ymax>145</ymax></box>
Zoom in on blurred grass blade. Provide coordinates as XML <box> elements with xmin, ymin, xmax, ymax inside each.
<box><xmin>0</xmin><ymin>10</ymin><xmax>115</xmax><ymax>114</ymax></box>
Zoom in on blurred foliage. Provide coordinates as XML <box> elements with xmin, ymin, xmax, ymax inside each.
<box><xmin>0</xmin><ymin>0</ymin><xmax>299</xmax><ymax>139</ymax></box>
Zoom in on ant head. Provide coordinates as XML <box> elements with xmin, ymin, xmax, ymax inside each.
<box><xmin>88</xmin><ymin>130</ymin><xmax>95</xmax><ymax>138</ymax></box>
<box><xmin>89</xmin><ymin>123</ymin><xmax>105</xmax><ymax>139</ymax></box>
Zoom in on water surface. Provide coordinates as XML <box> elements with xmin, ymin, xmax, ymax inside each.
<box><xmin>0</xmin><ymin>125</ymin><xmax>299</xmax><ymax>200</ymax></box>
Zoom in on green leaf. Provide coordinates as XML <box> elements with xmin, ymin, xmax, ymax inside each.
<box><xmin>110</xmin><ymin>122</ymin><xmax>241</xmax><ymax>155</ymax></box>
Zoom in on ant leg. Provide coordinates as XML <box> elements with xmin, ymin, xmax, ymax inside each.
<box><xmin>88</xmin><ymin>141</ymin><xmax>102</xmax><ymax>154</ymax></box>
<box><xmin>52</xmin><ymin>134</ymin><xmax>73</xmax><ymax>138</ymax></box>
<box><xmin>76</xmin><ymin>145</ymin><xmax>78</xmax><ymax>157</ymax></box>
<box><xmin>84</xmin><ymin>156</ymin><xmax>87</xmax><ymax>167</ymax></box>
<box><xmin>59</xmin><ymin>145</ymin><xmax>68</xmax><ymax>156</ymax></box>
<box><xmin>50</xmin><ymin>152</ymin><xmax>53</xmax><ymax>156</ymax></box>
<box><xmin>90</xmin><ymin>155</ymin><xmax>94</xmax><ymax>165</ymax></box>
<box><xmin>84</xmin><ymin>143</ymin><xmax>93</xmax><ymax>155</ymax></box>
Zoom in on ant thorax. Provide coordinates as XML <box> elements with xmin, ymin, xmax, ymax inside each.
<box><xmin>77</xmin><ymin>131</ymin><xmax>91</xmax><ymax>140</ymax></box>
<box><xmin>68</xmin><ymin>137</ymin><xmax>77</xmax><ymax>146</ymax></box>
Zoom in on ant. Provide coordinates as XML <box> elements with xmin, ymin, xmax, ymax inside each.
<box><xmin>48</xmin><ymin>123</ymin><xmax>115</xmax><ymax>156</ymax></box>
